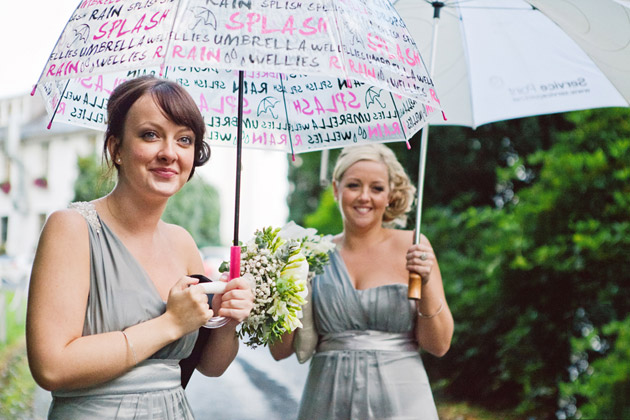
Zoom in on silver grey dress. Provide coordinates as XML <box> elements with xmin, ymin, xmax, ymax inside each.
<box><xmin>298</xmin><ymin>250</ymin><xmax>439</xmax><ymax>420</ymax></box>
<box><xmin>47</xmin><ymin>202</ymin><xmax>198</xmax><ymax>419</ymax></box>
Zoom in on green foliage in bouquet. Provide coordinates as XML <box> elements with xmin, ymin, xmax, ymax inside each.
<box><xmin>220</xmin><ymin>223</ymin><xmax>335</xmax><ymax>348</ymax></box>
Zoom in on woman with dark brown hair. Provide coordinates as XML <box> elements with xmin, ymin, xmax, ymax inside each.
<box><xmin>26</xmin><ymin>76</ymin><xmax>254</xmax><ymax>419</ymax></box>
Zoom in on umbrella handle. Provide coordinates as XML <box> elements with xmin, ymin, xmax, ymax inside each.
<box><xmin>408</xmin><ymin>272</ymin><xmax>422</xmax><ymax>300</ymax></box>
<box><xmin>229</xmin><ymin>246</ymin><xmax>241</xmax><ymax>280</ymax></box>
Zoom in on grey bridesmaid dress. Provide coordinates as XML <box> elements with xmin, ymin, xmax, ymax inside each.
<box><xmin>47</xmin><ymin>202</ymin><xmax>198</xmax><ymax>419</ymax></box>
<box><xmin>298</xmin><ymin>250</ymin><xmax>439</xmax><ymax>420</ymax></box>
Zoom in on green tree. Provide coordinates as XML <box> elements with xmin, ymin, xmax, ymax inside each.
<box><xmin>425</xmin><ymin>108</ymin><xmax>630</xmax><ymax>416</ymax></box>
<box><xmin>559</xmin><ymin>317</ymin><xmax>630</xmax><ymax>419</ymax></box>
<box><xmin>287</xmin><ymin>150</ymin><xmax>339</xmax><ymax>226</ymax></box>
<box><xmin>303</xmin><ymin>186</ymin><xmax>342</xmax><ymax>235</ymax></box>
<box><xmin>163</xmin><ymin>178</ymin><xmax>221</xmax><ymax>247</ymax></box>
<box><xmin>73</xmin><ymin>154</ymin><xmax>115</xmax><ymax>201</ymax></box>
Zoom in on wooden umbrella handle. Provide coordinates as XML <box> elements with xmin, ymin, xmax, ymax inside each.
<box><xmin>408</xmin><ymin>272</ymin><xmax>422</xmax><ymax>300</ymax></box>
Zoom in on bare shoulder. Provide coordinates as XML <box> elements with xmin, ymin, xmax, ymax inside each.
<box><xmin>42</xmin><ymin>208</ymin><xmax>89</xmax><ymax>240</ymax></box>
<box><xmin>387</xmin><ymin>228</ymin><xmax>433</xmax><ymax>252</ymax></box>
<box><xmin>387</xmin><ymin>228</ymin><xmax>414</xmax><ymax>248</ymax></box>
<box><xmin>162</xmin><ymin>222</ymin><xmax>196</xmax><ymax>248</ymax></box>
<box><xmin>389</xmin><ymin>228</ymin><xmax>434</xmax><ymax>244</ymax></box>
<box><xmin>161</xmin><ymin>222</ymin><xmax>202</xmax><ymax>269</ymax></box>
<box><xmin>32</xmin><ymin>208</ymin><xmax>91</xmax><ymax>286</ymax></box>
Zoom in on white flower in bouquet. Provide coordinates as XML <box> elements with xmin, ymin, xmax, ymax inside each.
<box><xmin>221</xmin><ymin>223</ymin><xmax>335</xmax><ymax>348</ymax></box>
<box><xmin>279</xmin><ymin>221</ymin><xmax>336</xmax><ymax>279</ymax></box>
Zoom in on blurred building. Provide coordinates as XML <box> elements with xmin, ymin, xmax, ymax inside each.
<box><xmin>0</xmin><ymin>92</ymin><xmax>289</xmax><ymax>259</ymax></box>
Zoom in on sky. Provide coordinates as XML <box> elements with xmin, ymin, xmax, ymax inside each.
<box><xmin>0</xmin><ymin>0</ymin><xmax>78</xmax><ymax>98</ymax></box>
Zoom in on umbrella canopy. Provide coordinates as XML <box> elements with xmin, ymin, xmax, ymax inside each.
<box><xmin>390</xmin><ymin>0</ymin><xmax>630</xmax><ymax>299</ymax></box>
<box><xmin>34</xmin><ymin>0</ymin><xmax>443</xmax><ymax>308</ymax></box>
<box><xmin>35</xmin><ymin>0</ymin><xmax>442</xmax><ymax>152</ymax></box>
<box><xmin>394</xmin><ymin>0</ymin><xmax>630</xmax><ymax>129</ymax></box>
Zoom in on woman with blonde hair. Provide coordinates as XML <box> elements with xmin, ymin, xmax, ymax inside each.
<box><xmin>271</xmin><ymin>143</ymin><xmax>453</xmax><ymax>419</ymax></box>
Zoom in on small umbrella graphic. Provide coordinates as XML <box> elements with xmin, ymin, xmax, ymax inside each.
<box><xmin>365</xmin><ymin>86</ymin><xmax>386</xmax><ymax>109</ymax></box>
<box><xmin>257</xmin><ymin>96</ymin><xmax>280</xmax><ymax>119</ymax></box>
<box><xmin>189</xmin><ymin>6</ymin><xmax>217</xmax><ymax>31</ymax></box>
<box><xmin>67</xmin><ymin>24</ymin><xmax>90</xmax><ymax>48</ymax></box>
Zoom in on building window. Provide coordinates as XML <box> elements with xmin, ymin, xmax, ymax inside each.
<box><xmin>1</xmin><ymin>216</ymin><xmax>8</xmax><ymax>254</ymax></box>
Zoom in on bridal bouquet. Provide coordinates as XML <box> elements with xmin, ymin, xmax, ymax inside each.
<box><xmin>221</xmin><ymin>222</ymin><xmax>335</xmax><ymax>348</ymax></box>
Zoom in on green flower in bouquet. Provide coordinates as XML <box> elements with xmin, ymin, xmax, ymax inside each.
<box><xmin>221</xmin><ymin>222</ymin><xmax>335</xmax><ymax>348</ymax></box>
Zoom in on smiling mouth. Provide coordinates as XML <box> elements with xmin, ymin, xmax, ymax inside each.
<box><xmin>354</xmin><ymin>207</ymin><xmax>371</xmax><ymax>214</ymax></box>
<box><xmin>152</xmin><ymin>168</ymin><xmax>177</xmax><ymax>178</ymax></box>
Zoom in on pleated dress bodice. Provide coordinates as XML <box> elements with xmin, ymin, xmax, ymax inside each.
<box><xmin>298</xmin><ymin>249</ymin><xmax>439</xmax><ymax>420</ymax></box>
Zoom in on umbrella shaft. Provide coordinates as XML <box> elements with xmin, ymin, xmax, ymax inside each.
<box><xmin>414</xmin><ymin>125</ymin><xmax>429</xmax><ymax>244</ymax></box>
<box><xmin>414</xmin><ymin>3</ymin><xmax>441</xmax><ymax>244</ymax></box>
<box><xmin>234</xmin><ymin>70</ymin><xmax>245</xmax><ymax>245</ymax></box>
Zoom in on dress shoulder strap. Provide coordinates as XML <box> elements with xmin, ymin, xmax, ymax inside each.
<box><xmin>68</xmin><ymin>201</ymin><xmax>101</xmax><ymax>234</ymax></box>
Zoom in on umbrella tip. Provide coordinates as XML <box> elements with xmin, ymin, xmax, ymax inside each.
<box><xmin>406</xmin><ymin>140</ymin><xmax>411</xmax><ymax>150</ymax></box>
<box><xmin>30</xmin><ymin>84</ymin><xmax>37</xmax><ymax>96</ymax></box>
<box><xmin>47</xmin><ymin>121</ymin><xmax>52</xmax><ymax>130</ymax></box>
<box><xmin>441</xmin><ymin>111</ymin><xmax>447</xmax><ymax>121</ymax></box>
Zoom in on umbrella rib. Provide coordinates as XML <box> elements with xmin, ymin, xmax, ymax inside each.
<box><xmin>449</xmin><ymin>0</ymin><xmax>533</xmax><ymax>11</ymax></box>
<box><xmin>47</xmin><ymin>79</ymin><xmax>71</xmax><ymax>130</ymax></box>
<box><xmin>328</xmin><ymin>0</ymin><xmax>350</xmax><ymax>80</ymax></box>
<box><xmin>159</xmin><ymin>0</ymin><xmax>188</xmax><ymax>76</ymax></box>
<box><xmin>31</xmin><ymin>1</ymin><xmax>83</xmax><ymax>96</ymax></box>
<box><xmin>388</xmin><ymin>92</ymin><xmax>411</xmax><ymax>149</ymax></box>
<box><xmin>278</xmin><ymin>75</ymin><xmax>295</xmax><ymax>159</ymax></box>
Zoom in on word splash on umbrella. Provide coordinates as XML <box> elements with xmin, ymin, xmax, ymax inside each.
<box><xmin>36</xmin><ymin>0</ymin><xmax>444</xmax><ymax>153</ymax></box>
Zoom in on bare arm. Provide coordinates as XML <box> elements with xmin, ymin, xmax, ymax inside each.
<box><xmin>26</xmin><ymin>211</ymin><xmax>213</xmax><ymax>391</ymax></box>
<box><xmin>407</xmin><ymin>235</ymin><xmax>454</xmax><ymax>357</ymax></box>
<box><xmin>269</xmin><ymin>330</ymin><xmax>297</xmax><ymax>361</ymax></box>
<box><xmin>179</xmin><ymin>236</ymin><xmax>254</xmax><ymax>377</ymax></box>
<box><xmin>196</xmin><ymin>275</ymin><xmax>254</xmax><ymax>376</ymax></box>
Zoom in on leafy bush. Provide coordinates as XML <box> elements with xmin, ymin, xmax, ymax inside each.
<box><xmin>303</xmin><ymin>186</ymin><xmax>342</xmax><ymax>236</ymax></box>
<box><xmin>558</xmin><ymin>317</ymin><xmax>630</xmax><ymax>419</ymax></box>
<box><xmin>425</xmin><ymin>108</ymin><xmax>630</xmax><ymax>417</ymax></box>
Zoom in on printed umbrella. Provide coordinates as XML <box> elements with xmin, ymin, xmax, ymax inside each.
<box><xmin>34</xmin><ymin>0</ymin><xmax>441</xmax><ymax>277</ymax></box>
<box><xmin>391</xmin><ymin>0</ymin><xmax>630</xmax><ymax>298</ymax></box>
<box><xmin>33</xmin><ymin>0</ymin><xmax>443</xmax><ymax>384</ymax></box>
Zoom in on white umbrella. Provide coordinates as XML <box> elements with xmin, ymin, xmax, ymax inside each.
<box><xmin>393</xmin><ymin>0</ymin><xmax>630</xmax><ymax>298</ymax></box>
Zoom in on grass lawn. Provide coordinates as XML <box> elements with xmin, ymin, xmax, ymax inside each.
<box><xmin>0</xmin><ymin>339</ymin><xmax>36</xmax><ymax>420</ymax></box>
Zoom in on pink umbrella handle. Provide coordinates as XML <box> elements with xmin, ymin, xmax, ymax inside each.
<box><xmin>229</xmin><ymin>246</ymin><xmax>241</xmax><ymax>280</ymax></box>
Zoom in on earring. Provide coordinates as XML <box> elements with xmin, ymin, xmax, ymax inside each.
<box><xmin>116</xmin><ymin>158</ymin><xmax>121</xmax><ymax>164</ymax></box>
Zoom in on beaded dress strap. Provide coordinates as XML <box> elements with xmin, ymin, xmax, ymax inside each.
<box><xmin>68</xmin><ymin>201</ymin><xmax>101</xmax><ymax>234</ymax></box>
